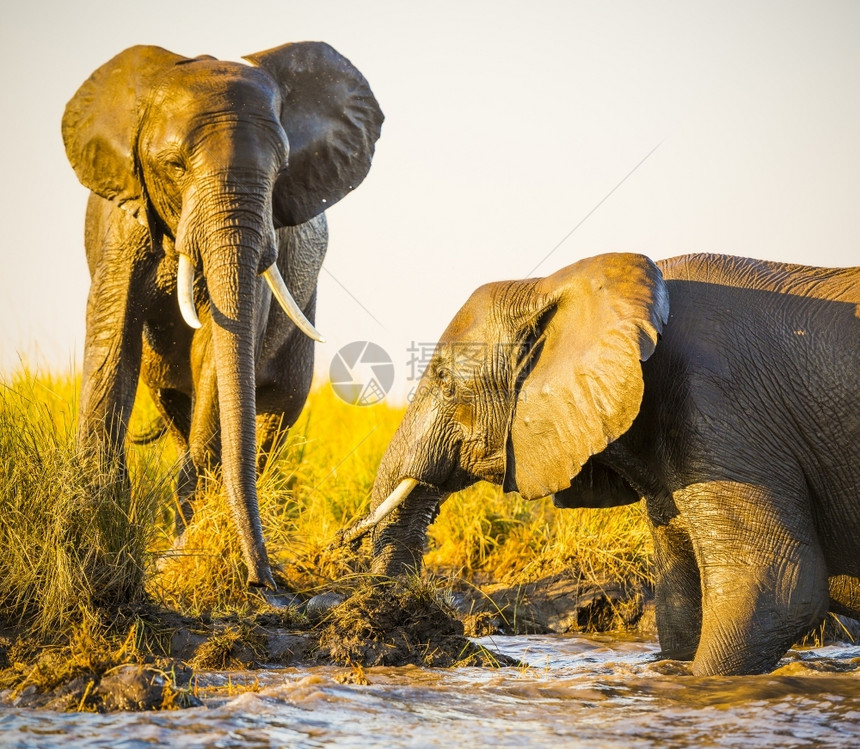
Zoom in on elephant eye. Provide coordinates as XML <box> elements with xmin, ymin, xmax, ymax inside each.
<box><xmin>436</xmin><ymin>367</ymin><xmax>456</xmax><ymax>399</ymax></box>
<box><xmin>163</xmin><ymin>156</ymin><xmax>187</xmax><ymax>179</ymax></box>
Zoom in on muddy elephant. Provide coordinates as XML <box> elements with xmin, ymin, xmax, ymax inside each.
<box><xmin>63</xmin><ymin>42</ymin><xmax>383</xmax><ymax>590</ymax></box>
<box><xmin>341</xmin><ymin>252</ymin><xmax>860</xmax><ymax>675</ymax></box>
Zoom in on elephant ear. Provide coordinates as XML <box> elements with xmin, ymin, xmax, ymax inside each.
<box><xmin>244</xmin><ymin>42</ymin><xmax>384</xmax><ymax>226</ymax></box>
<box><xmin>504</xmin><ymin>253</ymin><xmax>669</xmax><ymax>500</ymax></box>
<box><xmin>62</xmin><ymin>45</ymin><xmax>187</xmax><ymax>221</ymax></box>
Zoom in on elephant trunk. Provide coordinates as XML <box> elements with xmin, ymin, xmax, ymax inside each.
<box><xmin>203</xmin><ymin>239</ymin><xmax>274</xmax><ymax>588</ymax></box>
<box><xmin>176</xmin><ymin>183</ymin><xmax>276</xmax><ymax>588</ymax></box>
<box><xmin>367</xmin><ymin>406</ymin><xmax>449</xmax><ymax>576</ymax></box>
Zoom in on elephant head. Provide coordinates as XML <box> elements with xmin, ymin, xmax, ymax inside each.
<box><xmin>63</xmin><ymin>43</ymin><xmax>383</xmax><ymax>589</ymax></box>
<box><xmin>344</xmin><ymin>254</ymin><xmax>668</xmax><ymax>575</ymax></box>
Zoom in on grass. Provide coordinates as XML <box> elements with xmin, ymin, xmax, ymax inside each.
<box><xmin>0</xmin><ymin>367</ymin><xmax>653</xmax><ymax>635</ymax></box>
<box><xmin>0</xmin><ymin>372</ymin><xmax>168</xmax><ymax>637</ymax></box>
<box><xmin>425</xmin><ymin>483</ymin><xmax>652</xmax><ymax>586</ymax></box>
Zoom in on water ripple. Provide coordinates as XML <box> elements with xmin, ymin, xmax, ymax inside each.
<box><xmin>1</xmin><ymin>636</ymin><xmax>858</xmax><ymax>748</ymax></box>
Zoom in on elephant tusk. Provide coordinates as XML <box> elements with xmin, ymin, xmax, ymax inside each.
<box><xmin>328</xmin><ymin>477</ymin><xmax>419</xmax><ymax>550</ymax></box>
<box><xmin>262</xmin><ymin>263</ymin><xmax>325</xmax><ymax>343</ymax></box>
<box><xmin>369</xmin><ymin>477</ymin><xmax>419</xmax><ymax>525</ymax></box>
<box><xmin>177</xmin><ymin>253</ymin><xmax>202</xmax><ymax>329</ymax></box>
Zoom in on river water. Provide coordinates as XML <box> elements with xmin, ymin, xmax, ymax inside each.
<box><xmin>2</xmin><ymin>635</ymin><xmax>859</xmax><ymax>748</ymax></box>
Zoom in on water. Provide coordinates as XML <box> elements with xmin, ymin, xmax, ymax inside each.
<box><xmin>2</xmin><ymin>636</ymin><xmax>859</xmax><ymax>748</ymax></box>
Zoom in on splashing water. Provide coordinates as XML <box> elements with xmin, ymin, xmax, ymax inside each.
<box><xmin>2</xmin><ymin>636</ymin><xmax>859</xmax><ymax>748</ymax></box>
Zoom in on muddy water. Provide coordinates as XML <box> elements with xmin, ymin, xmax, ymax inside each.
<box><xmin>2</xmin><ymin>636</ymin><xmax>859</xmax><ymax>748</ymax></box>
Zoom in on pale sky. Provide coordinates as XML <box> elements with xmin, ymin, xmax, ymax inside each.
<box><xmin>1</xmin><ymin>1</ymin><xmax>858</xmax><ymax>401</ymax></box>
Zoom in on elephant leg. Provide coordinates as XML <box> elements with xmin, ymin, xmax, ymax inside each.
<box><xmin>828</xmin><ymin>575</ymin><xmax>860</xmax><ymax>620</ymax></box>
<box><xmin>678</xmin><ymin>481</ymin><xmax>829</xmax><ymax>675</ymax></box>
<box><xmin>181</xmin><ymin>357</ymin><xmax>221</xmax><ymax>533</ymax></box>
<box><xmin>648</xmin><ymin>514</ymin><xmax>702</xmax><ymax>660</ymax></box>
<box><xmin>144</xmin><ymin>387</ymin><xmax>196</xmax><ymax>533</ymax></box>
<box><xmin>256</xmin><ymin>313</ymin><xmax>316</xmax><ymax>473</ymax></box>
<box><xmin>170</xmin><ymin>452</ymin><xmax>197</xmax><ymax>534</ymax></box>
<box><xmin>78</xmin><ymin>234</ymin><xmax>152</xmax><ymax>464</ymax></box>
<box><xmin>256</xmin><ymin>412</ymin><xmax>286</xmax><ymax>474</ymax></box>
<box><xmin>148</xmin><ymin>387</ymin><xmax>193</xmax><ymax>447</ymax></box>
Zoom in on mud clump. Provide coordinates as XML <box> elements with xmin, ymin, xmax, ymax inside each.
<box><xmin>187</xmin><ymin>624</ymin><xmax>266</xmax><ymax>671</ymax></box>
<box><xmin>312</xmin><ymin>580</ymin><xmax>518</xmax><ymax>668</ymax></box>
<box><xmin>0</xmin><ymin>634</ymin><xmax>198</xmax><ymax>712</ymax></box>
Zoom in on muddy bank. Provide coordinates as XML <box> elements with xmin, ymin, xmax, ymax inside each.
<box><xmin>2</xmin><ymin>571</ymin><xmax>855</xmax><ymax>712</ymax></box>
<box><xmin>451</xmin><ymin>573</ymin><xmax>656</xmax><ymax>637</ymax></box>
<box><xmin>0</xmin><ymin>572</ymin><xmax>630</xmax><ymax>711</ymax></box>
<box><xmin>0</xmin><ymin>578</ymin><xmax>516</xmax><ymax>711</ymax></box>
<box><xmin>311</xmin><ymin>579</ymin><xmax>519</xmax><ymax>668</ymax></box>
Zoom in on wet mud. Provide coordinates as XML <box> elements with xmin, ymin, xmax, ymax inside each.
<box><xmin>0</xmin><ymin>578</ymin><xmax>517</xmax><ymax>711</ymax></box>
<box><xmin>453</xmin><ymin>573</ymin><xmax>655</xmax><ymax>636</ymax></box>
<box><xmin>1</xmin><ymin>571</ymin><xmax>856</xmax><ymax>713</ymax></box>
<box><xmin>310</xmin><ymin>579</ymin><xmax>519</xmax><ymax>668</ymax></box>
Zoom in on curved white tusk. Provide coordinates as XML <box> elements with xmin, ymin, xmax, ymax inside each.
<box><xmin>328</xmin><ymin>477</ymin><xmax>420</xmax><ymax>550</ymax></box>
<box><xmin>262</xmin><ymin>263</ymin><xmax>325</xmax><ymax>343</ymax></box>
<box><xmin>177</xmin><ymin>253</ymin><xmax>201</xmax><ymax>329</ymax></box>
<box><xmin>369</xmin><ymin>477</ymin><xmax>419</xmax><ymax>526</ymax></box>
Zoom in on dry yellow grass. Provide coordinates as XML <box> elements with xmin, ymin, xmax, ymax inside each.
<box><xmin>146</xmin><ymin>386</ymin><xmax>406</xmax><ymax>614</ymax></box>
<box><xmin>0</xmin><ymin>368</ymin><xmax>653</xmax><ymax>627</ymax></box>
<box><xmin>0</xmin><ymin>371</ymin><xmax>167</xmax><ymax>636</ymax></box>
<box><xmin>425</xmin><ymin>484</ymin><xmax>653</xmax><ymax>586</ymax></box>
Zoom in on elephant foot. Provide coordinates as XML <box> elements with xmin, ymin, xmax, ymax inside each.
<box><xmin>258</xmin><ymin>588</ymin><xmax>305</xmax><ymax>609</ymax></box>
<box><xmin>655</xmin><ymin>644</ymin><xmax>697</xmax><ymax>662</ymax></box>
<box><xmin>256</xmin><ymin>588</ymin><xmax>344</xmax><ymax>615</ymax></box>
<box><xmin>305</xmin><ymin>591</ymin><xmax>346</xmax><ymax>621</ymax></box>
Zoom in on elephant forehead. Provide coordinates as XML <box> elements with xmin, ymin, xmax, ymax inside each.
<box><xmin>152</xmin><ymin>61</ymin><xmax>281</xmax><ymax>116</ymax></box>
<box><xmin>440</xmin><ymin>282</ymin><xmax>508</xmax><ymax>342</ymax></box>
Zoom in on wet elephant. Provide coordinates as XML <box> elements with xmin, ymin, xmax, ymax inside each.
<box><xmin>342</xmin><ymin>252</ymin><xmax>860</xmax><ymax>675</ymax></box>
<box><xmin>136</xmin><ymin>213</ymin><xmax>328</xmax><ymax>537</ymax></box>
<box><xmin>63</xmin><ymin>42</ymin><xmax>383</xmax><ymax>590</ymax></box>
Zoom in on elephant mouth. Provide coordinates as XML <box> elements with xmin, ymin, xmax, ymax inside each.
<box><xmin>174</xmin><ymin>248</ymin><xmax>322</xmax><ymax>341</ymax></box>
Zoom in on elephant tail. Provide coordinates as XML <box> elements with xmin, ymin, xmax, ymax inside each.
<box><xmin>128</xmin><ymin>416</ymin><xmax>168</xmax><ymax>445</ymax></box>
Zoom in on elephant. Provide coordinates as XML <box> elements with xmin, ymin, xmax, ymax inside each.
<box><xmin>339</xmin><ymin>252</ymin><xmax>860</xmax><ymax>675</ymax></box>
<box><xmin>62</xmin><ymin>42</ymin><xmax>383</xmax><ymax>591</ymax></box>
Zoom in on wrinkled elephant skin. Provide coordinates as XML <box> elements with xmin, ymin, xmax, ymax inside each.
<box><xmin>359</xmin><ymin>252</ymin><xmax>860</xmax><ymax>675</ymax></box>
<box><xmin>63</xmin><ymin>43</ymin><xmax>383</xmax><ymax>589</ymax></box>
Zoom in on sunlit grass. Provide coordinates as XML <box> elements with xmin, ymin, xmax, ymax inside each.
<box><xmin>425</xmin><ymin>483</ymin><xmax>653</xmax><ymax>586</ymax></box>
<box><xmin>0</xmin><ymin>371</ymin><xmax>168</xmax><ymax>637</ymax></box>
<box><xmin>0</xmin><ymin>369</ymin><xmax>653</xmax><ymax>627</ymax></box>
<box><xmin>148</xmin><ymin>386</ymin><xmax>406</xmax><ymax>615</ymax></box>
